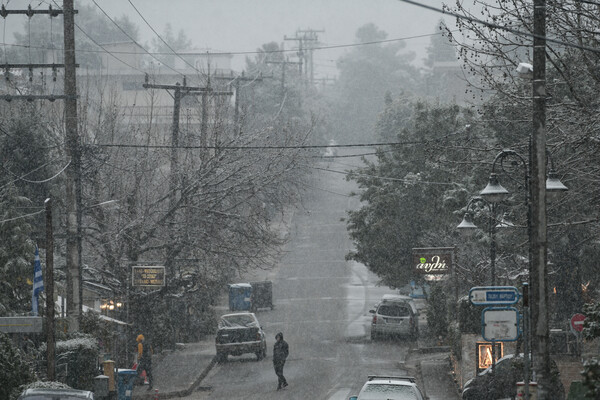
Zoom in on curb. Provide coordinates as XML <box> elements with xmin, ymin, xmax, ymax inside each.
<box><xmin>132</xmin><ymin>356</ymin><xmax>217</xmax><ymax>399</ymax></box>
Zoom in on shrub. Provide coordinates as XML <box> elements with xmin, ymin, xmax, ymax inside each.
<box><xmin>0</xmin><ymin>332</ymin><xmax>34</xmax><ymax>399</ymax></box>
<box><xmin>41</xmin><ymin>334</ymin><xmax>99</xmax><ymax>391</ymax></box>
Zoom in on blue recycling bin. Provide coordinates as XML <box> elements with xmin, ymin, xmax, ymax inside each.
<box><xmin>229</xmin><ymin>283</ymin><xmax>252</xmax><ymax>311</ymax></box>
<box><xmin>117</xmin><ymin>369</ymin><xmax>137</xmax><ymax>400</ymax></box>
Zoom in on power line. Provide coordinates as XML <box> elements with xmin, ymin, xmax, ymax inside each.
<box><xmin>47</xmin><ymin>0</ymin><xmax>145</xmax><ymax>74</ymax></box>
<box><xmin>127</xmin><ymin>0</ymin><xmax>202</xmax><ymax>75</ymax></box>
<box><xmin>0</xmin><ymin>30</ymin><xmax>451</xmax><ymax>57</ymax></box>
<box><xmin>397</xmin><ymin>0</ymin><xmax>600</xmax><ymax>55</ymax></box>
<box><xmin>90</xmin><ymin>140</ymin><xmax>425</xmax><ymax>150</ymax></box>
<box><xmin>88</xmin><ymin>0</ymin><xmax>183</xmax><ymax>77</ymax></box>
<box><xmin>311</xmin><ymin>165</ymin><xmax>457</xmax><ymax>186</ymax></box>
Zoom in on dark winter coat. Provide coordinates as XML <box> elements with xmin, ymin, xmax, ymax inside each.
<box><xmin>273</xmin><ymin>337</ymin><xmax>289</xmax><ymax>363</ymax></box>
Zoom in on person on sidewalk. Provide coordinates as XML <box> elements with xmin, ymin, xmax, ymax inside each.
<box><xmin>273</xmin><ymin>332</ymin><xmax>289</xmax><ymax>390</ymax></box>
<box><xmin>136</xmin><ymin>334</ymin><xmax>153</xmax><ymax>390</ymax></box>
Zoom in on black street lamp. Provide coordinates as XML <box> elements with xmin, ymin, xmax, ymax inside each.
<box><xmin>457</xmin><ymin>196</ymin><xmax>499</xmax><ymax>285</ymax></box>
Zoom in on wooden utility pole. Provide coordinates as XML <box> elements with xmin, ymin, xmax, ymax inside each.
<box><xmin>266</xmin><ymin>58</ymin><xmax>301</xmax><ymax>102</ymax></box>
<box><xmin>211</xmin><ymin>71</ymin><xmax>265</xmax><ymax>136</ymax></box>
<box><xmin>531</xmin><ymin>0</ymin><xmax>549</xmax><ymax>397</ymax></box>
<box><xmin>45</xmin><ymin>198</ymin><xmax>55</xmax><ymax>381</ymax></box>
<box><xmin>296</xmin><ymin>29</ymin><xmax>323</xmax><ymax>85</ymax></box>
<box><xmin>143</xmin><ymin>79</ymin><xmax>211</xmax><ymax>204</ymax></box>
<box><xmin>63</xmin><ymin>0</ymin><xmax>81</xmax><ymax>333</ymax></box>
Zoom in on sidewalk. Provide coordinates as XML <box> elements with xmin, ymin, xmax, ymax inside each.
<box><xmin>410</xmin><ymin>348</ymin><xmax>460</xmax><ymax>400</ymax></box>
<box><xmin>132</xmin><ymin>341</ymin><xmax>216</xmax><ymax>400</ymax></box>
<box><xmin>407</xmin><ymin>319</ymin><xmax>461</xmax><ymax>400</ymax></box>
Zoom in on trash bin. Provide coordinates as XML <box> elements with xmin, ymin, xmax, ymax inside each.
<box><xmin>117</xmin><ymin>369</ymin><xmax>137</xmax><ymax>400</ymax></box>
<box><xmin>229</xmin><ymin>283</ymin><xmax>252</xmax><ymax>311</ymax></box>
<box><xmin>250</xmin><ymin>281</ymin><xmax>273</xmax><ymax>310</ymax></box>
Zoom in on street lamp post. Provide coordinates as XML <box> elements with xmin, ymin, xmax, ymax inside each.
<box><xmin>457</xmin><ymin>196</ymin><xmax>498</xmax><ymax>286</ymax></box>
<box><xmin>478</xmin><ymin>148</ymin><xmax>567</xmax><ymax>398</ymax></box>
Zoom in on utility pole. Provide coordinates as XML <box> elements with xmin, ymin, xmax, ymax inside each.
<box><xmin>266</xmin><ymin>58</ymin><xmax>301</xmax><ymax>103</ymax></box>
<box><xmin>297</xmin><ymin>29</ymin><xmax>323</xmax><ymax>86</ymax></box>
<box><xmin>142</xmin><ymin>76</ymin><xmax>231</xmax><ymax>278</ymax></box>
<box><xmin>45</xmin><ymin>198</ymin><xmax>55</xmax><ymax>381</ymax></box>
<box><xmin>211</xmin><ymin>71</ymin><xmax>265</xmax><ymax>136</ymax></box>
<box><xmin>63</xmin><ymin>0</ymin><xmax>81</xmax><ymax>333</ymax></box>
<box><xmin>143</xmin><ymin>78</ymin><xmax>211</xmax><ymax>205</ymax></box>
<box><xmin>531</xmin><ymin>0</ymin><xmax>549</xmax><ymax>397</ymax></box>
<box><xmin>1</xmin><ymin>3</ymin><xmax>83</xmax><ymax>334</ymax></box>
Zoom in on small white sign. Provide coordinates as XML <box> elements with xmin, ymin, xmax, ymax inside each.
<box><xmin>482</xmin><ymin>307</ymin><xmax>519</xmax><ymax>342</ymax></box>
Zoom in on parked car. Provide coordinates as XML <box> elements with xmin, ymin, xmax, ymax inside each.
<box><xmin>349</xmin><ymin>375</ymin><xmax>425</xmax><ymax>400</ymax></box>
<box><xmin>18</xmin><ymin>388</ymin><xmax>94</xmax><ymax>400</ymax></box>
<box><xmin>461</xmin><ymin>353</ymin><xmax>565</xmax><ymax>400</ymax></box>
<box><xmin>215</xmin><ymin>312</ymin><xmax>267</xmax><ymax>362</ymax></box>
<box><xmin>369</xmin><ymin>294</ymin><xmax>419</xmax><ymax>340</ymax></box>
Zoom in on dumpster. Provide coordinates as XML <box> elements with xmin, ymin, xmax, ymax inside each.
<box><xmin>250</xmin><ymin>281</ymin><xmax>273</xmax><ymax>311</ymax></box>
<box><xmin>229</xmin><ymin>283</ymin><xmax>252</xmax><ymax>311</ymax></box>
<box><xmin>117</xmin><ymin>369</ymin><xmax>137</xmax><ymax>400</ymax></box>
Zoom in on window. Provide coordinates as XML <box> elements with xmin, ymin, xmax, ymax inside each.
<box><xmin>378</xmin><ymin>305</ymin><xmax>410</xmax><ymax>317</ymax></box>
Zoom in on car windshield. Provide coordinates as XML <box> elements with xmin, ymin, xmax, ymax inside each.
<box><xmin>359</xmin><ymin>383</ymin><xmax>419</xmax><ymax>399</ymax></box>
<box><xmin>219</xmin><ymin>314</ymin><xmax>259</xmax><ymax>328</ymax></box>
<box><xmin>378</xmin><ymin>305</ymin><xmax>410</xmax><ymax>317</ymax></box>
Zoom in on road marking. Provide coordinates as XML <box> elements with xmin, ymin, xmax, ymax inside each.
<box><xmin>328</xmin><ymin>388</ymin><xmax>352</xmax><ymax>400</ymax></box>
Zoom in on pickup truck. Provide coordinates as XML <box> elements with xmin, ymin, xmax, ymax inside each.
<box><xmin>215</xmin><ymin>312</ymin><xmax>267</xmax><ymax>362</ymax></box>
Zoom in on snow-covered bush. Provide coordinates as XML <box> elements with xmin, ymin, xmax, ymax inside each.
<box><xmin>0</xmin><ymin>332</ymin><xmax>34</xmax><ymax>399</ymax></box>
<box><xmin>582</xmin><ymin>358</ymin><xmax>600</xmax><ymax>398</ymax></box>
<box><xmin>40</xmin><ymin>334</ymin><xmax>99</xmax><ymax>391</ymax></box>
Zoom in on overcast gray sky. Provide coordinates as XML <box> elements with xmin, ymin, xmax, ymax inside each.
<box><xmin>97</xmin><ymin>0</ymin><xmax>451</xmax><ymax>74</ymax></box>
<box><xmin>4</xmin><ymin>0</ymin><xmax>452</xmax><ymax>75</ymax></box>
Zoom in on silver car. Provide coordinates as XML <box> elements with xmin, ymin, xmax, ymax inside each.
<box><xmin>369</xmin><ymin>294</ymin><xmax>419</xmax><ymax>340</ymax></box>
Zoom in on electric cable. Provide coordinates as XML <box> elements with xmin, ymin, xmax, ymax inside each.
<box><xmin>88</xmin><ymin>0</ymin><xmax>183</xmax><ymax>77</ymax></box>
<box><xmin>311</xmin><ymin>165</ymin><xmax>457</xmax><ymax>186</ymax></box>
<box><xmin>397</xmin><ymin>0</ymin><xmax>600</xmax><ymax>55</ymax></box>
<box><xmin>127</xmin><ymin>0</ymin><xmax>202</xmax><ymax>75</ymax></box>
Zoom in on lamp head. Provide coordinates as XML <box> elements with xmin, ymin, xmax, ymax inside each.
<box><xmin>546</xmin><ymin>169</ymin><xmax>568</xmax><ymax>200</ymax></box>
<box><xmin>457</xmin><ymin>211</ymin><xmax>478</xmax><ymax>231</ymax></box>
<box><xmin>480</xmin><ymin>173</ymin><xmax>510</xmax><ymax>203</ymax></box>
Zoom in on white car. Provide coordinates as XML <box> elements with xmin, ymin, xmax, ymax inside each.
<box><xmin>349</xmin><ymin>375</ymin><xmax>425</xmax><ymax>400</ymax></box>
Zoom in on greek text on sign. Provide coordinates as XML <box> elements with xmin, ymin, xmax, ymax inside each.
<box><xmin>132</xmin><ymin>266</ymin><xmax>166</xmax><ymax>287</ymax></box>
<box><xmin>412</xmin><ymin>247</ymin><xmax>454</xmax><ymax>275</ymax></box>
<box><xmin>470</xmin><ymin>286</ymin><xmax>520</xmax><ymax>305</ymax></box>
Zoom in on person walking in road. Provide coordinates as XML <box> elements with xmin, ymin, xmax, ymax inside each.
<box><xmin>273</xmin><ymin>332</ymin><xmax>289</xmax><ymax>390</ymax></box>
<box><xmin>136</xmin><ymin>334</ymin><xmax>153</xmax><ymax>390</ymax></box>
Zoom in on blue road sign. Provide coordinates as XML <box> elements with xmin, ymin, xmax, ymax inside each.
<box><xmin>470</xmin><ymin>286</ymin><xmax>520</xmax><ymax>306</ymax></box>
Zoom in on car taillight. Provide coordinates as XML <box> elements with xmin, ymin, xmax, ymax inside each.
<box><xmin>372</xmin><ymin>315</ymin><xmax>377</xmax><ymax>324</ymax></box>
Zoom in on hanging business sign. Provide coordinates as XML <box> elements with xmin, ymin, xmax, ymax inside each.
<box><xmin>412</xmin><ymin>247</ymin><xmax>454</xmax><ymax>275</ymax></box>
<box><xmin>482</xmin><ymin>307</ymin><xmax>520</xmax><ymax>342</ymax></box>
<box><xmin>132</xmin><ymin>266</ymin><xmax>166</xmax><ymax>287</ymax></box>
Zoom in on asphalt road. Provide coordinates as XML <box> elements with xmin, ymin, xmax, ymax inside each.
<box><xmin>185</xmin><ymin>155</ymin><xmax>415</xmax><ymax>399</ymax></box>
